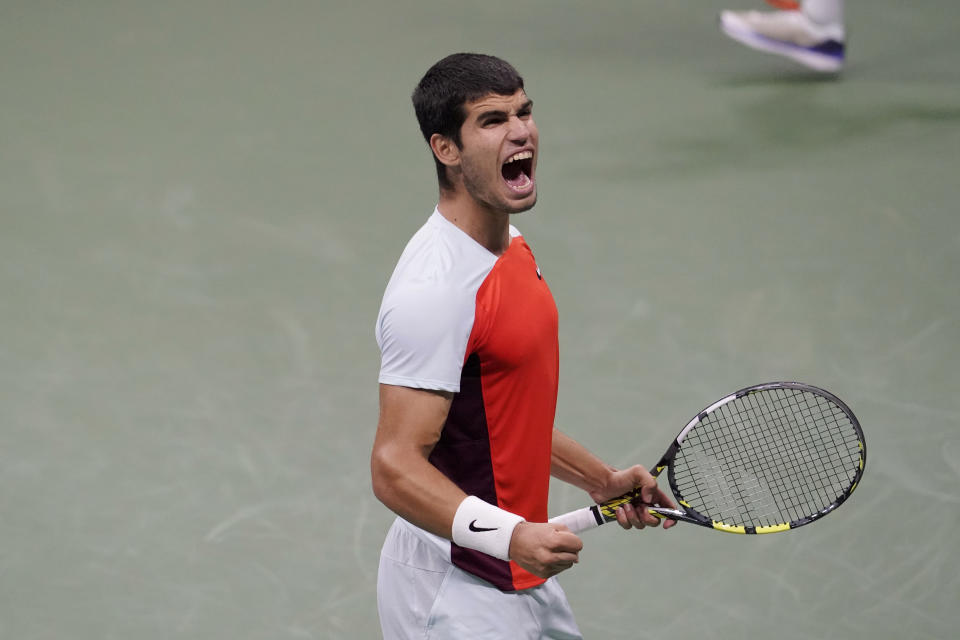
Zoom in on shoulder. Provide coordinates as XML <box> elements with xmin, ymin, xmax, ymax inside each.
<box><xmin>380</xmin><ymin>211</ymin><xmax>497</xmax><ymax>320</ymax></box>
<box><xmin>375</xmin><ymin>210</ymin><xmax>498</xmax><ymax>391</ymax></box>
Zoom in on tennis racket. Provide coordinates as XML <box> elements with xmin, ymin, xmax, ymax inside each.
<box><xmin>550</xmin><ymin>382</ymin><xmax>866</xmax><ymax>535</ymax></box>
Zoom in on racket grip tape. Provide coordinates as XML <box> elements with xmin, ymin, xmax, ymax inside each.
<box><xmin>548</xmin><ymin>505</ymin><xmax>604</xmax><ymax>534</ymax></box>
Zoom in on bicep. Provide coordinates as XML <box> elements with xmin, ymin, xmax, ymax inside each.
<box><xmin>374</xmin><ymin>384</ymin><xmax>453</xmax><ymax>457</ymax></box>
<box><xmin>374</xmin><ymin>384</ymin><xmax>453</xmax><ymax>456</ymax></box>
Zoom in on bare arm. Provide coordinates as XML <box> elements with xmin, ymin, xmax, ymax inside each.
<box><xmin>370</xmin><ymin>384</ymin><xmax>463</xmax><ymax>538</ymax></box>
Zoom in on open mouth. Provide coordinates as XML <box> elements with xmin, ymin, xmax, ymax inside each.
<box><xmin>501</xmin><ymin>150</ymin><xmax>534</xmax><ymax>193</ymax></box>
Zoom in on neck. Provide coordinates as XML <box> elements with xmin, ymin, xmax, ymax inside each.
<box><xmin>437</xmin><ymin>189</ymin><xmax>511</xmax><ymax>256</ymax></box>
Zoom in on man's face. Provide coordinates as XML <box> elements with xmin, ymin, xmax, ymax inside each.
<box><xmin>455</xmin><ymin>89</ymin><xmax>538</xmax><ymax>214</ymax></box>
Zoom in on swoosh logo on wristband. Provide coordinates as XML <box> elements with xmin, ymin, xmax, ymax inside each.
<box><xmin>468</xmin><ymin>520</ymin><xmax>498</xmax><ymax>533</ymax></box>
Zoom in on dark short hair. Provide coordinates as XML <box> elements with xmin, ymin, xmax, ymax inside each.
<box><xmin>412</xmin><ymin>53</ymin><xmax>525</xmax><ymax>190</ymax></box>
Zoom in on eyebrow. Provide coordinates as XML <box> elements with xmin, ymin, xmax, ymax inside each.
<box><xmin>475</xmin><ymin>99</ymin><xmax>534</xmax><ymax>124</ymax></box>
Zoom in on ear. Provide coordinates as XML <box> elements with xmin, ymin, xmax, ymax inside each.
<box><xmin>429</xmin><ymin>133</ymin><xmax>460</xmax><ymax>169</ymax></box>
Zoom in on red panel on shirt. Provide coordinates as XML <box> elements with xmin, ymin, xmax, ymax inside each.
<box><xmin>467</xmin><ymin>235</ymin><xmax>559</xmax><ymax>591</ymax></box>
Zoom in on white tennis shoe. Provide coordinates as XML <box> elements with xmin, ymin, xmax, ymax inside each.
<box><xmin>719</xmin><ymin>8</ymin><xmax>845</xmax><ymax>72</ymax></box>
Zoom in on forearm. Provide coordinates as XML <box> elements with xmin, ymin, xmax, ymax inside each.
<box><xmin>550</xmin><ymin>428</ymin><xmax>617</xmax><ymax>495</ymax></box>
<box><xmin>371</xmin><ymin>439</ymin><xmax>466</xmax><ymax>539</ymax></box>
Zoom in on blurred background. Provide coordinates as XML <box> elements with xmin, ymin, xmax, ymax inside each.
<box><xmin>1</xmin><ymin>1</ymin><xmax>957</xmax><ymax>638</ymax></box>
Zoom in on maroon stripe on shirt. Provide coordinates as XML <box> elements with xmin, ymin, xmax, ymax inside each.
<box><xmin>429</xmin><ymin>353</ymin><xmax>515</xmax><ymax>591</ymax></box>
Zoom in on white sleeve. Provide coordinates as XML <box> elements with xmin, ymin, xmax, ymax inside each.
<box><xmin>376</xmin><ymin>281</ymin><xmax>476</xmax><ymax>393</ymax></box>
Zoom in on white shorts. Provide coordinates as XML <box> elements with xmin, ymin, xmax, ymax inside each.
<box><xmin>377</xmin><ymin>518</ymin><xmax>583</xmax><ymax>640</ymax></box>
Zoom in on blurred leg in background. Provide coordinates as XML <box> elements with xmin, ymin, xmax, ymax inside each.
<box><xmin>720</xmin><ymin>0</ymin><xmax>845</xmax><ymax>72</ymax></box>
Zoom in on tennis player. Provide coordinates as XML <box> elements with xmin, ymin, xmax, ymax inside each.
<box><xmin>371</xmin><ymin>53</ymin><xmax>675</xmax><ymax>639</ymax></box>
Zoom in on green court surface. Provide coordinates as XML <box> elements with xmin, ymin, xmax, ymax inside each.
<box><xmin>2</xmin><ymin>1</ymin><xmax>958</xmax><ymax>638</ymax></box>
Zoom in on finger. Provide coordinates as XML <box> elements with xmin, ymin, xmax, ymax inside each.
<box><xmin>622</xmin><ymin>503</ymin><xmax>648</xmax><ymax>530</ymax></box>
<box><xmin>640</xmin><ymin>506</ymin><xmax>662</xmax><ymax>527</ymax></box>
<box><xmin>623</xmin><ymin>502</ymin><xmax>643</xmax><ymax>528</ymax></box>
<box><xmin>615</xmin><ymin>506</ymin><xmax>631</xmax><ymax>529</ymax></box>
<box><xmin>654</xmin><ymin>487</ymin><xmax>677</xmax><ymax>510</ymax></box>
<box><xmin>551</xmin><ymin>530</ymin><xmax>584</xmax><ymax>553</ymax></box>
<box><xmin>542</xmin><ymin>553</ymin><xmax>578</xmax><ymax>577</ymax></box>
<box><xmin>552</xmin><ymin>551</ymin><xmax>580</xmax><ymax>565</ymax></box>
<box><xmin>639</xmin><ymin>481</ymin><xmax>661</xmax><ymax>506</ymax></box>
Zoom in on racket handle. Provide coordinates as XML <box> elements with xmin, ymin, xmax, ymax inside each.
<box><xmin>549</xmin><ymin>506</ymin><xmax>604</xmax><ymax>534</ymax></box>
<box><xmin>550</xmin><ymin>504</ymin><xmax>685</xmax><ymax>534</ymax></box>
<box><xmin>550</xmin><ymin>488</ymin><xmax>643</xmax><ymax>534</ymax></box>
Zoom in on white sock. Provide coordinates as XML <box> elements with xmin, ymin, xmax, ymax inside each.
<box><xmin>802</xmin><ymin>0</ymin><xmax>844</xmax><ymax>27</ymax></box>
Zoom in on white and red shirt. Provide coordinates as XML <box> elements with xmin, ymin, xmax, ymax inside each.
<box><xmin>376</xmin><ymin>208</ymin><xmax>559</xmax><ymax>592</ymax></box>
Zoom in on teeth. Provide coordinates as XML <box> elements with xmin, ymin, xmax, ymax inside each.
<box><xmin>504</xmin><ymin>151</ymin><xmax>533</xmax><ymax>164</ymax></box>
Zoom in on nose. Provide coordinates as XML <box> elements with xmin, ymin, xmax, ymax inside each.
<box><xmin>507</xmin><ymin>115</ymin><xmax>531</xmax><ymax>143</ymax></box>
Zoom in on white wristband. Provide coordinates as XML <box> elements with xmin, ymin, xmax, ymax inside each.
<box><xmin>451</xmin><ymin>496</ymin><xmax>525</xmax><ymax>561</ymax></box>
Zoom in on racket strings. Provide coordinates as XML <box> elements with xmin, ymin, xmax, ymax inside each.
<box><xmin>753</xmin><ymin>391</ymin><xmax>850</xmax><ymax>521</ymax></box>
<box><xmin>672</xmin><ymin>388</ymin><xmax>861</xmax><ymax>528</ymax></box>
